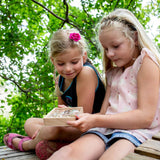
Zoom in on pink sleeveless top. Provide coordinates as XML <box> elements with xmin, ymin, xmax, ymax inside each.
<box><xmin>93</xmin><ymin>48</ymin><xmax>160</xmax><ymax>143</ymax></box>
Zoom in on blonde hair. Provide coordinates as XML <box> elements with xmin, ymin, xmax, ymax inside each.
<box><xmin>98</xmin><ymin>8</ymin><xmax>160</xmax><ymax>74</ymax></box>
<box><xmin>49</xmin><ymin>29</ymin><xmax>87</xmax><ymax>58</ymax></box>
<box><xmin>49</xmin><ymin>29</ymin><xmax>88</xmax><ymax>96</ymax></box>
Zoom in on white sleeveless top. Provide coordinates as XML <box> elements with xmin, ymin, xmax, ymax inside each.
<box><xmin>92</xmin><ymin>48</ymin><xmax>160</xmax><ymax>143</ymax></box>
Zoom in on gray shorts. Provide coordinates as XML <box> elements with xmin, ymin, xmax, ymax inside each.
<box><xmin>83</xmin><ymin>131</ymin><xmax>142</xmax><ymax>150</ymax></box>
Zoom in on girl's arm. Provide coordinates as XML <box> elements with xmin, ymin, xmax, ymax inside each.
<box><xmin>91</xmin><ymin>56</ymin><xmax>159</xmax><ymax>129</ymax></box>
<box><xmin>76</xmin><ymin>65</ymin><xmax>98</xmax><ymax>113</ymax></box>
<box><xmin>69</xmin><ymin>56</ymin><xmax>160</xmax><ymax>132</ymax></box>
<box><xmin>68</xmin><ymin>86</ymin><xmax>110</xmax><ymax>131</ymax></box>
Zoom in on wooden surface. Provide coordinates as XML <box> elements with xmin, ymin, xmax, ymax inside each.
<box><xmin>123</xmin><ymin>132</ymin><xmax>160</xmax><ymax>160</ymax></box>
<box><xmin>1</xmin><ymin>131</ymin><xmax>160</xmax><ymax>159</ymax></box>
<box><xmin>135</xmin><ymin>139</ymin><xmax>160</xmax><ymax>159</ymax></box>
<box><xmin>123</xmin><ymin>152</ymin><xmax>158</xmax><ymax>160</ymax></box>
<box><xmin>0</xmin><ymin>146</ymin><xmax>39</xmax><ymax>160</ymax></box>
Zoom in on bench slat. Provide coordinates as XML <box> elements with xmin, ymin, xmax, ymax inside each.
<box><xmin>153</xmin><ymin>132</ymin><xmax>160</xmax><ymax>141</ymax></box>
<box><xmin>123</xmin><ymin>152</ymin><xmax>159</xmax><ymax>160</ymax></box>
<box><xmin>135</xmin><ymin>139</ymin><xmax>160</xmax><ymax>159</ymax></box>
<box><xmin>2</xmin><ymin>155</ymin><xmax>39</xmax><ymax>160</ymax></box>
<box><xmin>0</xmin><ymin>146</ymin><xmax>39</xmax><ymax>160</ymax></box>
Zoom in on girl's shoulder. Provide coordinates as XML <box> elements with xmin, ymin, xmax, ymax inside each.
<box><xmin>78</xmin><ymin>61</ymin><xmax>99</xmax><ymax>77</ymax></box>
<box><xmin>132</xmin><ymin>48</ymin><xmax>160</xmax><ymax>74</ymax></box>
<box><xmin>140</xmin><ymin>48</ymin><xmax>160</xmax><ymax>67</ymax></box>
<box><xmin>76</xmin><ymin>64</ymin><xmax>98</xmax><ymax>91</ymax></box>
<box><xmin>78</xmin><ymin>64</ymin><xmax>97</xmax><ymax>79</ymax></box>
<box><xmin>76</xmin><ymin>62</ymin><xmax>99</xmax><ymax>87</ymax></box>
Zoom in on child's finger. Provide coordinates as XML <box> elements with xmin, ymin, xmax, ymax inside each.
<box><xmin>58</xmin><ymin>105</ymin><xmax>67</xmax><ymax>108</ymax></box>
<box><xmin>75</xmin><ymin>115</ymin><xmax>79</xmax><ymax>120</ymax></box>
<box><xmin>67</xmin><ymin>120</ymin><xmax>76</xmax><ymax>126</ymax></box>
<box><xmin>67</xmin><ymin>119</ymin><xmax>80</xmax><ymax>126</ymax></box>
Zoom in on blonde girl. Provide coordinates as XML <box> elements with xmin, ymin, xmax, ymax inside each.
<box><xmin>3</xmin><ymin>29</ymin><xmax>105</xmax><ymax>160</ymax></box>
<box><xmin>48</xmin><ymin>9</ymin><xmax>160</xmax><ymax>160</ymax></box>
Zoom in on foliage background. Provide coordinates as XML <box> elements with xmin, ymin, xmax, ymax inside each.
<box><xmin>0</xmin><ymin>0</ymin><xmax>160</xmax><ymax>146</ymax></box>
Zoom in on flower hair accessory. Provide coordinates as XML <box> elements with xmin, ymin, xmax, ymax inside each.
<box><xmin>69</xmin><ymin>33</ymin><xmax>81</xmax><ymax>42</ymax></box>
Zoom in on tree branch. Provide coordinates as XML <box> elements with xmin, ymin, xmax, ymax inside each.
<box><xmin>0</xmin><ymin>74</ymin><xmax>30</xmax><ymax>94</ymax></box>
<box><xmin>31</xmin><ymin>0</ymin><xmax>80</xmax><ymax>29</ymax></box>
<box><xmin>63</xmin><ymin>0</ymin><xmax>69</xmax><ymax>23</ymax></box>
<box><xmin>31</xmin><ymin>0</ymin><xmax>65</xmax><ymax>21</ymax></box>
<box><xmin>30</xmin><ymin>0</ymin><xmax>98</xmax><ymax>52</ymax></box>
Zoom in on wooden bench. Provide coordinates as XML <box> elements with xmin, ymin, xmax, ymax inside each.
<box><xmin>1</xmin><ymin>132</ymin><xmax>160</xmax><ymax>160</ymax></box>
<box><xmin>123</xmin><ymin>132</ymin><xmax>160</xmax><ymax>159</ymax></box>
<box><xmin>0</xmin><ymin>146</ymin><xmax>39</xmax><ymax>160</ymax></box>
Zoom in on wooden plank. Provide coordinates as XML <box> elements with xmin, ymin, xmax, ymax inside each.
<box><xmin>0</xmin><ymin>151</ymin><xmax>36</xmax><ymax>158</ymax></box>
<box><xmin>0</xmin><ymin>146</ymin><xmax>39</xmax><ymax>160</ymax></box>
<box><xmin>0</xmin><ymin>146</ymin><xmax>19</xmax><ymax>157</ymax></box>
<box><xmin>135</xmin><ymin>139</ymin><xmax>160</xmax><ymax>159</ymax></box>
<box><xmin>123</xmin><ymin>152</ymin><xmax>159</xmax><ymax>160</ymax></box>
<box><xmin>3</xmin><ymin>155</ymin><xmax>39</xmax><ymax>160</ymax></box>
<box><xmin>1</xmin><ymin>154</ymin><xmax>39</xmax><ymax>160</ymax></box>
<box><xmin>153</xmin><ymin>132</ymin><xmax>160</xmax><ymax>141</ymax></box>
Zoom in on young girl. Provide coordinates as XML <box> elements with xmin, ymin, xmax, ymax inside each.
<box><xmin>3</xmin><ymin>29</ymin><xmax>105</xmax><ymax>159</ymax></box>
<box><xmin>48</xmin><ymin>9</ymin><xmax>160</xmax><ymax>160</ymax></box>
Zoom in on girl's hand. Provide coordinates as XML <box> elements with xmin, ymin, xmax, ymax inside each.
<box><xmin>67</xmin><ymin>113</ymin><xmax>95</xmax><ymax>132</ymax></box>
<box><xmin>58</xmin><ymin>105</ymin><xmax>67</xmax><ymax>108</ymax></box>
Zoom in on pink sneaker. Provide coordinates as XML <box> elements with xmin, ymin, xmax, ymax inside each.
<box><xmin>35</xmin><ymin>140</ymin><xmax>68</xmax><ymax>160</ymax></box>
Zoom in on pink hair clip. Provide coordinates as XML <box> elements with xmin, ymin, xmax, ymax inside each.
<box><xmin>69</xmin><ymin>33</ymin><xmax>81</xmax><ymax>42</ymax></box>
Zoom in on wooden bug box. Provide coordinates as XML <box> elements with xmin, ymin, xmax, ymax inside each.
<box><xmin>43</xmin><ymin>107</ymin><xmax>83</xmax><ymax>126</ymax></box>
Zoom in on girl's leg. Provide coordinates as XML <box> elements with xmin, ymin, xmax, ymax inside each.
<box><xmin>48</xmin><ymin>134</ymin><xmax>106</xmax><ymax>160</ymax></box>
<box><xmin>24</xmin><ymin>117</ymin><xmax>82</xmax><ymax>141</ymax></box>
<box><xmin>99</xmin><ymin>139</ymin><xmax>135</xmax><ymax>160</ymax></box>
<box><xmin>11</xmin><ymin>118</ymin><xmax>82</xmax><ymax>151</ymax></box>
<box><xmin>24</xmin><ymin>118</ymin><xmax>44</xmax><ymax>138</ymax></box>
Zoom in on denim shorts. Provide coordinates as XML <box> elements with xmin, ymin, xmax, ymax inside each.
<box><xmin>82</xmin><ymin>131</ymin><xmax>142</xmax><ymax>150</ymax></box>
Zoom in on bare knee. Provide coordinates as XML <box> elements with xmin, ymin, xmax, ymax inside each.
<box><xmin>24</xmin><ymin>118</ymin><xmax>43</xmax><ymax>136</ymax></box>
<box><xmin>24</xmin><ymin>118</ymin><xmax>37</xmax><ymax>131</ymax></box>
<box><xmin>24</xmin><ymin>118</ymin><xmax>33</xmax><ymax>128</ymax></box>
<box><xmin>99</xmin><ymin>139</ymin><xmax>135</xmax><ymax>160</ymax></box>
<box><xmin>49</xmin><ymin>145</ymin><xmax>74</xmax><ymax>160</ymax></box>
